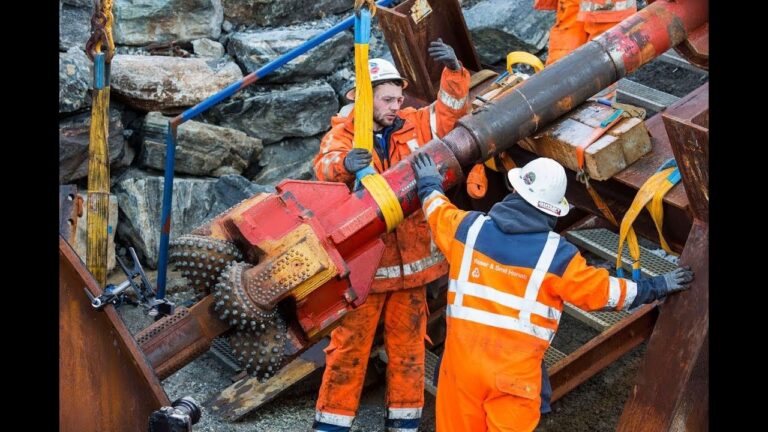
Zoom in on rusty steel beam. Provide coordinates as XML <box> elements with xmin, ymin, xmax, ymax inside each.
<box><xmin>60</xmin><ymin>235</ymin><xmax>169</xmax><ymax>432</ymax></box>
<box><xmin>663</xmin><ymin>83</ymin><xmax>709</xmax><ymax>221</ymax></box>
<box><xmin>137</xmin><ymin>296</ymin><xmax>231</xmax><ymax>380</ymax></box>
<box><xmin>671</xmin><ymin>332</ymin><xmax>708</xmax><ymax>431</ymax></box>
<box><xmin>549</xmin><ymin>304</ymin><xmax>658</xmax><ymax>402</ymax></box>
<box><xmin>378</xmin><ymin>0</ymin><xmax>482</xmax><ymax>103</ymax></box>
<box><xmin>617</xmin><ymin>220</ymin><xmax>708</xmax><ymax>431</ymax></box>
<box><xmin>674</xmin><ymin>22</ymin><xmax>708</xmax><ymax>70</ymax></box>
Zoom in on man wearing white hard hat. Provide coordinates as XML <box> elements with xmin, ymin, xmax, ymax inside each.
<box><xmin>410</xmin><ymin>154</ymin><xmax>694</xmax><ymax>431</ymax></box>
<box><xmin>312</xmin><ymin>40</ymin><xmax>470</xmax><ymax>432</ymax></box>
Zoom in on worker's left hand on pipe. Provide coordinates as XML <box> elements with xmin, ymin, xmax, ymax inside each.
<box><xmin>428</xmin><ymin>38</ymin><xmax>461</xmax><ymax>71</ymax></box>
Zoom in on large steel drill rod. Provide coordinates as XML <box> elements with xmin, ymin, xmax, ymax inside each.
<box><xmin>372</xmin><ymin>0</ymin><xmax>707</xmax><ymax>225</ymax></box>
<box><xmin>450</xmin><ymin>0</ymin><xmax>708</xmax><ymax>166</ymax></box>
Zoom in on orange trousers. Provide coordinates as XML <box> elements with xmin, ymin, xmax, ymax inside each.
<box><xmin>546</xmin><ymin>0</ymin><xmax>616</xmax><ymax>66</ymax></box>
<box><xmin>314</xmin><ymin>286</ymin><xmax>427</xmax><ymax>430</ymax></box>
<box><xmin>436</xmin><ymin>322</ymin><xmax>544</xmax><ymax>432</ymax></box>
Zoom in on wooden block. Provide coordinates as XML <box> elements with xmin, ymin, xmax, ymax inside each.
<box><xmin>519</xmin><ymin>102</ymin><xmax>651</xmax><ymax>180</ymax></box>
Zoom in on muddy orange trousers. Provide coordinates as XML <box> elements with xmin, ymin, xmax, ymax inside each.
<box><xmin>436</xmin><ymin>322</ymin><xmax>544</xmax><ymax>432</ymax></box>
<box><xmin>314</xmin><ymin>286</ymin><xmax>427</xmax><ymax>431</ymax></box>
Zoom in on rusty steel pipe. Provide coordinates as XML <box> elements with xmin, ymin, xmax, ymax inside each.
<box><xmin>444</xmin><ymin>0</ymin><xmax>708</xmax><ymax>167</ymax></box>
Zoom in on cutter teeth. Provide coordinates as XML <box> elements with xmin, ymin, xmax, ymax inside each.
<box><xmin>169</xmin><ymin>234</ymin><xmax>242</xmax><ymax>296</ymax></box>
<box><xmin>225</xmin><ymin>312</ymin><xmax>287</xmax><ymax>382</ymax></box>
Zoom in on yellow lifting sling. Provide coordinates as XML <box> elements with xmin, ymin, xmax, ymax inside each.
<box><xmin>84</xmin><ymin>0</ymin><xmax>116</xmax><ymax>286</ymax></box>
<box><xmin>616</xmin><ymin>159</ymin><xmax>682</xmax><ymax>280</ymax></box>
<box><xmin>350</xmin><ymin>2</ymin><xmax>404</xmax><ymax>232</ymax></box>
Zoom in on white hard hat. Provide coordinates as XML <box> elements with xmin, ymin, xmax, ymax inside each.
<box><xmin>345</xmin><ymin>58</ymin><xmax>408</xmax><ymax>100</ymax></box>
<box><xmin>507</xmin><ymin>157</ymin><xmax>570</xmax><ymax>217</ymax></box>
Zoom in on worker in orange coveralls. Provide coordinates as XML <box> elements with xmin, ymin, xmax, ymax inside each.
<box><xmin>537</xmin><ymin>0</ymin><xmax>638</xmax><ymax>99</ymax></box>
<box><xmin>411</xmin><ymin>153</ymin><xmax>694</xmax><ymax>432</ymax></box>
<box><xmin>311</xmin><ymin>40</ymin><xmax>470</xmax><ymax>432</ymax></box>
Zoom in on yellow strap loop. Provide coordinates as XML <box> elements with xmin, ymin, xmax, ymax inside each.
<box><xmin>353</xmin><ymin>43</ymin><xmax>373</xmax><ymax>153</ymax></box>
<box><xmin>507</xmin><ymin>51</ymin><xmax>544</xmax><ymax>74</ymax></box>
<box><xmin>352</xmin><ymin>7</ymin><xmax>403</xmax><ymax>232</ymax></box>
<box><xmin>361</xmin><ymin>173</ymin><xmax>404</xmax><ymax>232</ymax></box>
<box><xmin>616</xmin><ymin>167</ymin><xmax>679</xmax><ymax>275</ymax></box>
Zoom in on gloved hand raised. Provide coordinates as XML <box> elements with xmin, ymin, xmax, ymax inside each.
<box><xmin>661</xmin><ymin>266</ymin><xmax>694</xmax><ymax>295</ymax></box>
<box><xmin>428</xmin><ymin>38</ymin><xmax>461</xmax><ymax>71</ymax></box>
<box><xmin>412</xmin><ymin>153</ymin><xmax>441</xmax><ymax>181</ymax></box>
<box><xmin>343</xmin><ymin>148</ymin><xmax>373</xmax><ymax>173</ymax></box>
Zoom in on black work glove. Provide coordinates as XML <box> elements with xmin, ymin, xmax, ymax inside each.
<box><xmin>343</xmin><ymin>148</ymin><xmax>373</xmax><ymax>174</ymax></box>
<box><xmin>428</xmin><ymin>38</ymin><xmax>461</xmax><ymax>71</ymax></box>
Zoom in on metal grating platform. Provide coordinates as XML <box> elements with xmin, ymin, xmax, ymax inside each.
<box><xmin>566</xmin><ymin>228</ymin><xmax>679</xmax><ymax>278</ymax></box>
<box><xmin>562</xmin><ymin>228</ymin><xmax>679</xmax><ymax>331</ymax></box>
<box><xmin>544</xmin><ymin>346</ymin><xmax>567</xmax><ymax>369</ymax></box>
<box><xmin>563</xmin><ymin>303</ymin><xmax>630</xmax><ymax>332</ymax></box>
<box><xmin>618</xmin><ymin>78</ymin><xmax>680</xmax><ymax>112</ymax></box>
<box><xmin>425</xmin><ymin>349</ymin><xmax>440</xmax><ymax>396</ymax></box>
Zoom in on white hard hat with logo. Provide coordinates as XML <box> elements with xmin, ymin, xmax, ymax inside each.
<box><xmin>345</xmin><ymin>58</ymin><xmax>408</xmax><ymax>100</ymax></box>
<box><xmin>507</xmin><ymin>157</ymin><xmax>570</xmax><ymax>217</ymax></box>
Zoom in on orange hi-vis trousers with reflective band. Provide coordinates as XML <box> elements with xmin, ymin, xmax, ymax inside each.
<box><xmin>313</xmin><ymin>286</ymin><xmax>427</xmax><ymax>432</ymax></box>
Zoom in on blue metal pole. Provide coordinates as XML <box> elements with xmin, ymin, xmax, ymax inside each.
<box><xmin>155</xmin><ymin>0</ymin><xmax>396</xmax><ymax>299</ymax></box>
<box><xmin>156</xmin><ymin>123</ymin><xmax>177</xmax><ymax>301</ymax></box>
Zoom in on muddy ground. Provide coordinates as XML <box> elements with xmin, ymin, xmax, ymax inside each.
<box><xmin>114</xmin><ymin>56</ymin><xmax>707</xmax><ymax>432</ymax></box>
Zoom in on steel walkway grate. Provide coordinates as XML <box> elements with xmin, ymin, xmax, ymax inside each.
<box><xmin>562</xmin><ymin>228</ymin><xmax>679</xmax><ymax>331</ymax></box>
<box><xmin>544</xmin><ymin>346</ymin><xmax>567</xmax><ymax>369</ymax></box>
<box><xmin>566</xmin><ymin>228</ymin><xmax>679</xmax><ymax>278</ymax></box>
<box><xmin>618</xmin><ymin>78</ymin><xmax>680</xmax><ymax>112</ymax></box>
<box><xmin>425</xmin><ymin>349</ymin><xmax>440</xmax><ymax>396</ymax></box>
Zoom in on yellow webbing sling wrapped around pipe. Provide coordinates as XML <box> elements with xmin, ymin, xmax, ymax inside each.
<box><xmin>352</xmin><ymin>6</ymin><xmax>403</xmax><ymax>232</ymax></box>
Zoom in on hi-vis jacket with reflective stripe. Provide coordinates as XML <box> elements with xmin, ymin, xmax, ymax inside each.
<box><xmin>420</xmin><ymin>190</ymin><xmax>642</xmax><ymax>349</ymax></box>
<box><xmin>313</xmin><ymin>67</ymin><xmax>471</xmax><ymax>292</ymax></box>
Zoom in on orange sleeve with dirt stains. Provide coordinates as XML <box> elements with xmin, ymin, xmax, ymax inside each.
<box><xmin>313</xmin><ymin>118</ymin><xmax>355</xmax><ymax>184</ymax></box>
<box><xmin>413</xmin><ymin>66</ymin><xmax>471</xmax><ymax>139</ymax></box>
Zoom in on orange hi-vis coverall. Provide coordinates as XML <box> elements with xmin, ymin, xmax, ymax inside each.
<box><xmin>416</xmin><ymin>186</ymin><xmax>661</xmax><ymax>432</ymax></box>
<box><xmin>536</xmin><ymin>0</ymin><xmax>637</xmax><ymax>65</ymax></box>
<box><xmin>311</xmin><ymin>66</ymin><xmax>470</xmax><ymax>432</ymax></box>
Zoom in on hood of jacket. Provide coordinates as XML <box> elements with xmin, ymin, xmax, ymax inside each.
<box><xmin>487</xmin><ymin>192</ymin><xmax>557</xmax><ymax>234</ymax></box>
